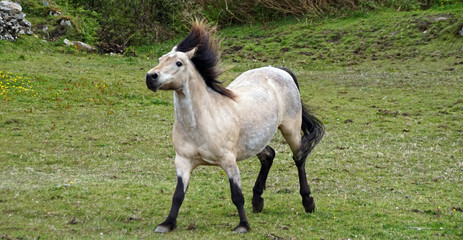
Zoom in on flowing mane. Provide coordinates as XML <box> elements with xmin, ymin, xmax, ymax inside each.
<box><xmin>176</xmin><ymin>20</ymin><xmax>235</xmax><ymax>99</ymax></box>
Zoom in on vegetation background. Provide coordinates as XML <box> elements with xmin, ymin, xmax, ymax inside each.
<box><xmin>18</xmin><ymin>0</ymin><xmax>452</xmax><ymax>45</ymax></box>
<box><xmin>1</xmin><ymin>0</ymin><xmax>462</xmax><ymax>239</ymax></box>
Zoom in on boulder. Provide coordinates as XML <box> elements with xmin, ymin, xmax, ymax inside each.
<box><xmin>64</xmin><ymin>38</ymin><xmax>96</xmax><ymax>52</ymax></box>
<box><xmin>74</xmin><ymin>41</ymin><xmax>96</xmax><ymax>52</ymax></box>
<box><xmin>0</xmin><ymin>1</ymin><xmax>33</xmax><ymax>41</ymax></box>
<box><xmin>0</xmin><ymin>1</ymin><xmax>22</xmax><ymax>13</ymax></box>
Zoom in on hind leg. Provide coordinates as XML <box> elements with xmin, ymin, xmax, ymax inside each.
<box><xmin>280</xmin><ymin>123</ymin><xmax>316</xmax><ymax>213</ymax></box>
<box><xmin>252</xmin><ymin>146</ymin><xmax>275</xmax><ymax>213</ymax></box>
<box><xmin>293</xmin><ymin>154</ymin><xmax>316</xmax><ymax>212</ymax></box>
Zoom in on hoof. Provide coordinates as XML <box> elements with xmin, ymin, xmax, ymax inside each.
<box><xmin>154</xmin><ymin>223</ymin><xmax>175</xmax><ymax>233</ymax></box>
<box><xmin>302</xmin><ymin>196</ymin><xmax>316</xmax><ymax>213</ymax></box>
<box><xmin>233</xmin><ymin>223</ymin><xmax>250</xmax><ymax>233</ymax></box>
<box><xmin>252</xmin><ymin>197</ymin><xmax>264</xmax><ymax>213</ymax></box>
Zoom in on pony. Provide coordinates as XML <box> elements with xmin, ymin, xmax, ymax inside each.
<box><xmin>145</xmin><ymin>20</ymin><xmax>324</xmax><ymax>233</ymax></box>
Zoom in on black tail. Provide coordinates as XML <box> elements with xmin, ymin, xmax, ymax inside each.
<box><xmin>278</xmin><ymin>67</ymin><xmax>325</xmax><ymax>160</ymax></box>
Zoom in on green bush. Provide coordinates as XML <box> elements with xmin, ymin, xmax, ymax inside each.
<box><xmin>18</xmin><ymin>0</ymin><xmax>458</xmax><ymax>46</ymax></box>
<box><xmin>65</xmin><ymin>0</ymin><xmax>188</xmax><ymax>45</ymax></box>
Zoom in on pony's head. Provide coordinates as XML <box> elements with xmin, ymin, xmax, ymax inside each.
<box><xmin>146</xmin><ymin>20</ymin><xmax>234</xmax><ymax>98</ymax></box>
<box><xmin>145</xmin><ymin>47</ymin><xmax>195</xmax><ymax>92</ymax></box>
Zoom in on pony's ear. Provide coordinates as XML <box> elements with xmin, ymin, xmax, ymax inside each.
<box><xmin>185</xmin><ymin>47</ymin><xmax>197</xmax><ymax>59</ymax></box>
<box><xmin>171</xmin><ymin>46</ymin><xmax>177</xmax><ymax>52</ymax></box>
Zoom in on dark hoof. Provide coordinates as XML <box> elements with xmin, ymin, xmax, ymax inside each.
<box><xmin>154</xmin><ymin>223</ymin><xmax>176</xmax><ymax>233</ymax></box>
<box><xmin>302</xmin><ymin>196</ymin><xmax>316</xmax><ymax>213</ymax></box>
<box><xmin>252</xmin><ymin>197</ymin><xmax>264</xmax><ymax>213</ymax></box>
<box><xmin>233</xmin><ymin>223</ymin><xmax>250</xmax><ymax>233</ymax></box>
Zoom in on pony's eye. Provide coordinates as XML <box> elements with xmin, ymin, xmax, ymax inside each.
<box><xmin>176</xmin><ymin>61</ymin><xmax>183</xmax><ymax>67</ymax></box>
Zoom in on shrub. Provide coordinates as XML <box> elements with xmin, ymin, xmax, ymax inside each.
<box><xmin>18</xmin><ymin>0</ymin><xmax>455</xmax><ymax>45</ymax></box>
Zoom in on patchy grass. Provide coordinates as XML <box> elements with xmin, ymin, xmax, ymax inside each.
<box><xmin>1</xmin><ymin>6</ymin><xmax>463</xmax><ymax>240</ymax></box>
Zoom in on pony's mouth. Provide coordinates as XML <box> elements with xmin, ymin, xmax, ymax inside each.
<box><xmin>147</xmin><ymin>84</ymin><xmax>161</xmax><ymax>92</ymax></box>
<box><xmin>146</xmin><ymin>82</ymin><xmax>161</xmax><ymax>92</ymax></box>
<box><xmin>146</xmin><ymin>75</ymin><xmax>162</xmax><ymax>92</ymax></box>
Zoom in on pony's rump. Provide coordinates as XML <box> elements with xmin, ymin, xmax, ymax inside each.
<box><xmin>277</xmin><ymin>67</ymin><xmax>324</xmax><ymax>160</ymax></box>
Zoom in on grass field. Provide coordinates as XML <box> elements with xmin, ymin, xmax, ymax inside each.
<box><xmin>1</xmin><ymin>6</ymin><xmax>463</xmax><ymax>240</ymax></box>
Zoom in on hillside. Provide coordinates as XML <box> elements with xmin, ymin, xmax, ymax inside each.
<box><xmin>219</xmin><ymin>8</ymin><xmax>463</xmax><ymax>69</ymax></box>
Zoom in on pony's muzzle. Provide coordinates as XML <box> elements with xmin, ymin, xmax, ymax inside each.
<box><xmin>146</xmin><ymin>72</ymin><xmax>161</xmax><ymax>92</ymax></box>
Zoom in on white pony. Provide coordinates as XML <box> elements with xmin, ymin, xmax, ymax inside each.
<box><xmin>146</xmin><ymin>20</ymin><xmax>324</xmax><ymax>233</ymax></box>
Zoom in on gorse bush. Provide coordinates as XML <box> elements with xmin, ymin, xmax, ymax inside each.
<box><xmin>18</xmin><ymin>0</ymin><xmax>459</xmax><ymax>45</ymax></box>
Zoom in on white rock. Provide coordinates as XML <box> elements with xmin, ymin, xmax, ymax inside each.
<box><xmin>60</xmin><ymin>19</ymin><xmax>72</xmax><ymax>27</ymax></box>
<box><xmin>73</xmin><ymin>41</ymin><xmax>96</xmax><ymax>52</ymax></box>
<box><xmin>64</xmin><ymin>39</ymin><xmax>97</xmax><ymax>52</ymax></box>
<box><xmin>434</xmin><ymin>17</ymin><xmax>447</xmax><ymax>22</ymax></box>
<box><xmin>63</xmin><ymin>38</ymin><xmax>73</xmax><ymax>46</ymax></box>
<box><xmin>0</xmin><ymin>1</ymin><xmax>22</xmax><ymax>13</ymax></box>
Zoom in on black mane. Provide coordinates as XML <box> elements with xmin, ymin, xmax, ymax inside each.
<box><xmin>176</xmin><ymin>20</ymin><xmax>234</xmax><ymax>99</ymax></box>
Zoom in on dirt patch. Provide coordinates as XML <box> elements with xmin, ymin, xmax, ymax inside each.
<box><xmin>223</xmin><ymin>45</ymin><xmax>243</xmax><ymax>55</ymax></box>
<box><xmin>97</xmin><ymin>43</ymin><xmax>124</xmax><ymax>54</ymax></box>
<box><xmin>187</xmin><ymin>223</ymin><xmax>196</xmax><ymax>230</ymax></box>
<box><xmin>4</xmin><ymin>119</ymin><xmax>20</xmax><ymax>125</ymax></box>
<box><xmin>377</xmin><ymin>109</ymin><xmax>409</xmax><ymax>117</ymax></box>
<box><xmin>415</xmin><ymin>19</ymin><xmax>432</xmax><ymax>32</ymax></box>
<box><xmin>298</xmin><ymin>51</ymin><xmax>314</xmax><ymax>56</ymax></box>
<box><xmin>327</xmin><ymin>31</ymin><xmax>345</xmax><ymax>43</ymax></box>
<box><xmin>68</xmin><ymin>217</ymin><xmax>78</xmax><ymax>225</ymax></box>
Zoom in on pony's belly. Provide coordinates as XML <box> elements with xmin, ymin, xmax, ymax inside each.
<box><xmin>236</xmin><ymin>126</ymin><xmax>278</xmax><ymax>161</ymax></box>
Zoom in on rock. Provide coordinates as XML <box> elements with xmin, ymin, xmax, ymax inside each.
<box><xmin>63</xmin><ymin>38</ymin><xmax>73</xmax><ymax>46</ymax></box>
<box><xmin>434</xmin><ymin>17</ymin><xmax>448</xmax><ymax>22</ymax></box>
<box><xmin>60</xmin><ymin>19</ymin><xmax>72</xmax><ymax>27</ymax></box>
<box><xmin>64</xmin><ymin>38</ymin><xmax>96</xmax><ymax>52</ymax></box>
<box><xmin>49</xmin><ymin>10</ymin><xmax>62</xmax><ymax>16</ymax></box>
<box><xmin>15</xmin><ymin>12</ymin><xmax>25</xmax><ymax>20</ymax></box>
<box><xmin>40</xmin><ymin>25</ymin><xmax>48</xmax><ymax>32</ymax></box>
<box><xmin>20</xmin><ymin>19</ymin><xmax>31</xmax><ymax>28</ymax></box>
<box><xmin>73</xmin><ymin>41</ymin><xmax>96</xmax><ymax>52</ymax></box>
<box><xmin>459</xmin><ymin>27</ymin><xmax>463</xmax><ymax>36</ymax></box>
<box><xmin>0</xmin><ymin>1</ymin><xmax>22</xmax><ymax>13</ymax></box>
<box><xmin>0</xmin><ymin>1</ymin><xmax>33</xmax><ymax>41</ymax></box>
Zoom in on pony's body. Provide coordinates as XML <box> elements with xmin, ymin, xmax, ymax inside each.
<box><xmin>173</xmin><ymin>66</ymin><xmax>301</xmax><ymax>166</ymax></box>
<box><xmin>145</xmin><ymin>20</ymin><xmax>324</xmax><ymax>233</ymax></box>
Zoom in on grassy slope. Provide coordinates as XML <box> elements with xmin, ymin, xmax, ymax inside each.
<box><xmin>1</xmin><ymin>6</ymin><xmax>462</xmax><ymax>240</ymax></box>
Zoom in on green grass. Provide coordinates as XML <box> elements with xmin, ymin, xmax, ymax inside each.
<box><xmin>1</xmin><ymin>6</ymin><xmax>463</xmax><ymax>239</ymax></box>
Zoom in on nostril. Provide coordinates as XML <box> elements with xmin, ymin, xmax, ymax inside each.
<box><xmin>146</xmin><ymin>72</ymin><xmax>160</xmax><ymax>90</ymax></box>
<box><xmin>146</xmin><ymin>72</ymin><xmax>159</xmax><ymax>82</ymax></box>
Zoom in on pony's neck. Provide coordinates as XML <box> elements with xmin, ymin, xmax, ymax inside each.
<box><xmin>173</xmin><ymin>70</ymin><xmax>217</xmax><ymax>130</ymax></box>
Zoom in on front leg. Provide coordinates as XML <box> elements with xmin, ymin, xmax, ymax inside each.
<box><xmin>155</xmin><ymin>155</ymin><xmax>193</xmax><ymax>233</ymax></box>
<box><xmin>222</xmin><ymin>161</ymin><xmax>251</xmax><ymax>233</ymax></box>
